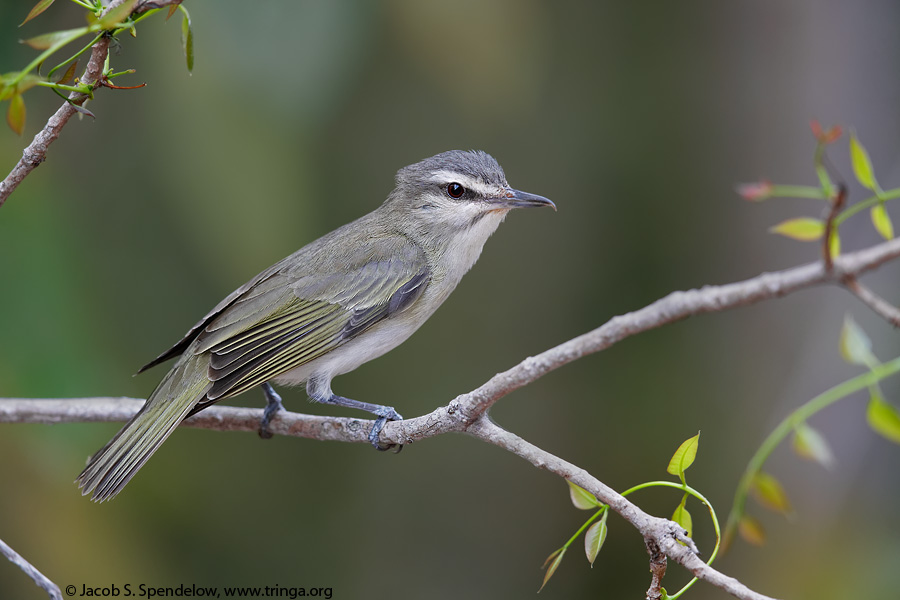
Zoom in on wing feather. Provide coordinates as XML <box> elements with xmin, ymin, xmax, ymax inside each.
<box><xmin>193</xmin><ymin>237</ymin><xmax>430</xmax><ymax>404</ymax></box>
<box><xmin>207</xmin><ymin>300</ymin><xmax>339</xmax><ymax>371</ymax></box>
<box><xmin>142</xmin><ymin>234</ymin><xmax>430</xmax><ymax>411</ymax></box>
<box><xmin>207</xmin><ymin>303</ymin><xmax>345</xmax><ymax>383</ymax></box>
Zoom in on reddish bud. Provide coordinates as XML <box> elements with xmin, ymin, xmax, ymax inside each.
<box><xmin>736</xmin><ymin>181</ymin><xmax>774</xmax><ymax>202</ymax></box>
<box><xmin>810</xmin><ymin>120</ymin><xmax>842</xmax><ymax>144</ymax></box>
<box><xmin>822</xmin><ymin>125</ymin><xmax>842</xmax><ymax>144</ymax></box>
<box><xmin>810</xmin><ymin>119</ymin><xmax>823</xmax><ymax>140</ymax></box>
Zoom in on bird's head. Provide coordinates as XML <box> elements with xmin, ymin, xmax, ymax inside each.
<box><xmin>386</xmin><ymin>150</ymin><xmax>555</xmax><ymax>239</ymax></box>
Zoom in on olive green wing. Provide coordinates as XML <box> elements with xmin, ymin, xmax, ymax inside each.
<box><xmin>189</xmin><ymin>239</ymin><xmax>430</xmax><ymax>409</ymax></box>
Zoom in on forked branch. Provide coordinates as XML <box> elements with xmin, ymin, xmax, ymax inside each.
<box><xmin>6</xmin><ymin>236</ymin><xmax>900</xmax><ymax>599</ymax></box>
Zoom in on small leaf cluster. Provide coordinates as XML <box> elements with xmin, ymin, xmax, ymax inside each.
<box><xmin>725</xmin><ymin>316</ymin><xmax>900</xmax><ymax>548</ymax></box>
<box><xmin>841</xmin><ymin>316</ymin><xmax>900</xmax><ymax>444</ymax></box>
<box><xmin>1</xmin><ymin>0</ymin><xmax>194</xmax><ymax>135</ymax></box>
<box><xmin>666</xmin><ymin>433</ymin><xmax>700</xmax><ymax>541</ymax></box>
<box><xmin>738</xmin><ymin>122</ymin><xmax>895</xmax><ymax>254</ymax></box>
<box><xmin>538</xmin><ymin>481</ymin><xmax>608</xmax><ymax>592</ymax></box>
<box><xmin>540</xmin><ymin>433</ymin><xmax>721</xmax><ymax>600</ymax></box>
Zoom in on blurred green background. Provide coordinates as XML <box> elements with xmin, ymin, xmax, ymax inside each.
<box><xmin>2</xmin><ymin>1</ymin><xmax>900</xmax><ymax>598</ymax></box>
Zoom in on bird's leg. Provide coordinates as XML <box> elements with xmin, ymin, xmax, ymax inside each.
<box><xmin>326</xmin><ymin>397</ymin><xmax>402</xmax><ymax>451</ymax></box>
<box><xmin>307</xmin><ymin>377</ymin><xmax>402</xmax><ymax>451</ymax></box>
<box><xmin>258</xmin><ymin>382</ymin><xmax>284</xmax><ymax>439</ymax></box>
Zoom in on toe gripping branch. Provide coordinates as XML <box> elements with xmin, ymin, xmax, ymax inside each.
<box><xmin>260</xmin><ymin>380</ymin><xmax>404</xmax><ymax>450</ymax></box>
<box><xmin>259</xmin><ymin>383</ymin><xmax>284</xmax><ymax>439</ymax></box>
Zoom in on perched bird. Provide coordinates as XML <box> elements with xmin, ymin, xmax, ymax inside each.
<box><xmin>77</xmin><ymin>150</ymin><xmax>555</xmax><ymax>501</ymax></box>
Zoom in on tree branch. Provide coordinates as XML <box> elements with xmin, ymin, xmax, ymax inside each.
<box><xmin>645</xmin><ymin>538</ymin><xmax>668</xmax><ymax>600</ymax></box>
<box><xmin>5</xmin><ymin>237</ymin><xmax>899</xmax><ymax>600</ymax></box>
<box><xmin>0</xmin><ymin>399</ymin><xmax>777</xmax><ymax>600</ymax></box>
<box><xmin>467</xmin><ymin>417</ymin><xmax>779</xmax><ymax>600</ymax></box>
<box><xmin>842</xmin><ymin>276</ymin><xmax>900</xmax><ymax>327</ymax></box>
<box><xmin>0</xmin><ymin>537</ymin><xmax>62</xmax><ymax>600</ymax></box>
<box><xmin>0</xmin><ymin>0</ymin><xmax>184</xmax><ymax>208</ymax></box>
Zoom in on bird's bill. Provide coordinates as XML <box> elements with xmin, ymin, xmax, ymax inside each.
<box><xmin>490</xmin><ymin>188</ymin><xmax>557</xmax><ymax>211</ymax></box>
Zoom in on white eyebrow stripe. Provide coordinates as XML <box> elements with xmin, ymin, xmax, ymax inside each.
<box><xmin>427</xmin><ymin>171</ymin><xmax>502</xmax><ymax>197</ymax></box>
<box><xmin>428</xmin><ymin>170</ymin><xmax>479</xmax><ymax>186</ymax></box>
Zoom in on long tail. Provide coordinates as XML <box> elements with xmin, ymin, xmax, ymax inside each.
<box><xmin>77</xmin><ymin>354</ymin><xmax>212</xmax><ymax>502</ymax></box>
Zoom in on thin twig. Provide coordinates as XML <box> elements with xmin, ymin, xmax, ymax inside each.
<box><xmin>823</xmin><ymin>184</ymin><xmax>847</xmax><ymax>273</ymax></box>
<box><xmin>0</xmin><ymin>0</ymin><xmax>183</xmax><ymax>207</ymax></box>
<box><xmin>0</xmin><ymin>37</ymin><xmax>110</xmax><ymax>207</ymax></box>
<box><xmin>0</xmin><ymin>537</ymin><xmax>62</xmax><ymax>600</ymax></box>
<box><xmin>842</xmin><ymin>276</ymin><xmax>900</xmax><ymax>327</ymax></box>
<box><xmin>466</xmin><ymin>417</ymin><xmax>778</xmax><ymax>600</ymax></box>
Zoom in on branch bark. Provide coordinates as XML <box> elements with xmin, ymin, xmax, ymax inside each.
<box><xmin>0</xmin><ymin>537</ymin><xmax>62</xmax><ymax>600</ymax></box>
<box><xmin>0</xmin><ymin>0</ymin><xmax>183</xmax><ymax>208</ymax></box>
<box><xmin>842</xmin><ymin>276</ymin><xmax>900</xmax><ymax>327</ymax></box>
<box><xmin>6</xmin><ymin>237</ymin><xmax>900</xmax><ymax>599</ymax></box>
<box><xmin>0</xmin><ymin>24</ymin><xmax>115</xmax><ymax>206</ymax></box>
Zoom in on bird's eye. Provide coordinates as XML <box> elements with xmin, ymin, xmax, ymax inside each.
<box><xmin>446</xmin><ymin>182</ymin><xmax>465</xmax><ymax>198</ymax></box>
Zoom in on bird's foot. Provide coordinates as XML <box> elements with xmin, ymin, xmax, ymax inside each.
<box><xmin>368</xmin><ymin>406</ymin><xmax>403</xmax><ymax>452</ymax></box>
<box><xmin>259</xmin><ymin>383</ymin><xmax>284</xmax><ymax>439</ymax></box>
<box><xmin>305</xmin><ymin>379</ymin><xmax>404</xmax><ymax>452</ymax></box>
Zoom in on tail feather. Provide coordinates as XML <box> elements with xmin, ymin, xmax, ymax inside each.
<box><xmin>77</xmin><ymin>355</ymin><xmax>212</xmax><ymax>502</ymax></box>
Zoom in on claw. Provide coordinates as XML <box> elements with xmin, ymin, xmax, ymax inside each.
<box><xmin>258</xmin><ymin>383</ymin><xmax>284</xmax><ymax>439</ymax></box>
<box><xmin>368</xmin><ymin>408</ymin><xmax>403</xmax><ymax>452</ymax></box>
<box><xmin>305</xmin><ymin>377</ymin><xmax>404</xmax><ymax>451</ymax></box>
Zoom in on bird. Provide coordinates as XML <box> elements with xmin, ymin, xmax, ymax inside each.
<box><xmin>77</xmin><ymin>149</ymin><xmax>555</xmax><ymax>502</ymax></box>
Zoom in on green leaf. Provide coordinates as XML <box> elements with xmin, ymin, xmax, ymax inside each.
<box><xmin>769</xmin><ymin>217</ymin><xmax>825</xmax><ymax>241</ymax></box>
<box><xmin>0</xmin><ymin>73</ymin><xmax>44</xmax><ymax>99</ymax></box>
<box><xmin>584</xmin><ymin>517</ymin><xmax>608</xmax><ymax>567</ymax></box>
<box><xmin>567</xmin><ymin>481</ymin><xmax>599</xmax><ymax>510</ymax></box>
<box><xmin>666</xmin><ymin>432</ymin><xmax>700</xmax><ymax>479</ymax></box>
<box><xmin>792</xmin><ymin>423</ymin><xmax>835</xmax><ymax>468</ymax></box>
<box><xmin>850</xmin><ymin>133</ymin><xmax>877</xmax><ymax>191</ymax></box>
<box><xmin>839</xmin><ymin>314</ymin><xmax>876</xmax><ymax>367</ymax></box>
<box><xmin>871</xmin><ymin>204</ymin><xmax>894</xmax><ymax>240</ymax></box>
<box><xmin>539</xmin><ymin>548</ymin><xmax>565</xmax><ymax>592</ymax></box>
<box><xmin>750</xmin><ymin>472</ymin><xmax>792</xmax><ymax>515</ymax></box>
<box><xmin>6</xmin><ymin>94</ymin><xmax>26</xmax><ymax>135</ymax></box>
<box><xmin>540</xmin><ymin>547</ymin><xmax>561</xmax><ymax>570</ymax></box>
<box><xmin>20</xmin><ymin>0</ymin><xmax>56</xmax><ymax>26</ymax></box>
<box><xmin>23</xmin><ymin>27</ymin><xmax>86</xmax><ymax>50</ymax></box>
<box><xmin>738</xmin><ymin>515</ymin><xmax>766</xmax><ymax>546</ymax></box>
<box><xmin>56</xmin><ymin>60</ymin><xmax>78</xmax><ymax>85</ymax></box>
<box><xmin>671</xmin><ymin>498</ymin><xmax>693</xmax><ymax>539</ymax></box>
<box><xmin>17</xmin><ymin>73</ymin><xmax>45</xmax><ymax>94</ymax></box>
<box><xmin>867</xmin><ymin>389</ymin><xmax>900</xmax><ymax>444</ymax></box>
<box><xmin>99</xmin><ymin>0</ymin><xmax>138</xmax><ymax>29</ymax></box>
<box><xmin>181</xmin><ymin>7</ymin><xmax>194</xmax><ymax>73</ymax></box>
<box><xmin>71</xmin><ymin>101</ymin><xmax>95</xmax><ymax>119</ymax></box>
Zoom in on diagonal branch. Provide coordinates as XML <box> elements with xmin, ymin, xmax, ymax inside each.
<box><xmin>0</xmin><ymin>399</ymin><xmax>778</xmax><ymax>600</ymax></box>
<box><xmin>466</xmin><ymin>417</ymin><xmax>780</xmax><ymax>600</ymax></box>
<box><xmin>0</xmin><ymin>5</ymin><xmax>121</xmax><ymax>207</ymax></box>
<box><xmin>4</xmin><ymin>236</ymin><xmax>899</xmax><ymax>600</ymax></box>
<box><xmin>842</xmin><ymin>276</ymin><xmax>900</xmax><ymax>327</ymax></box>
<box><xmin>0</xmin><ymin>537</ymin><xmax>62</xmax><ymax>600</ymax></box>
<box><xmin>0</xmin><ymin>0</ymin><xmax>183</xmax><ymax>208</ymax></box>
<box><xmin>5</xmin><ymin>235</ymin><xmax>900</xmax><ymax>442</ymax></box>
